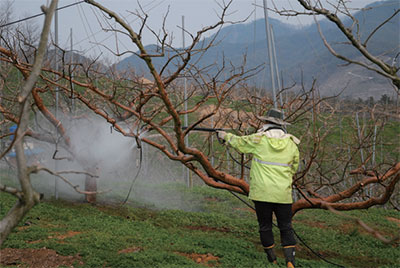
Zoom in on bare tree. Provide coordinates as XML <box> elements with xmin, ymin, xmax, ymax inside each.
<box><xmin>0</xmin><ymin>0</ymin><xmax>59</xmax><ymax>245</ymax></box>
<box><xmin>0</xmin><ymin>0</ymin><xmax>261</xmax><ymax>244</ymax></box>
<box><xmin>269</xmin><ymin>0</ymin><xmax>400</xmax><ymax>92</ymax></box>
<box><xmin>261</xmin><ymin>0</ymin><xmax>400</xmax><ymax>216</ymax></box>
<box><xmin>0</xmin><ymin>0</ymin><xmax>398</xmax><ymax>246</ymax></box>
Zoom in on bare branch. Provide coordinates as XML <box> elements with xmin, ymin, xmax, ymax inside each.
<box><xmin>364</xmin><ymin>9</ymin><xmax>400</xmax><ymax>47</ymax></box>
<box><xmin>313</xmin><ymin>15</ymin><xmax>399</xmax><ymax>83</ymax></box>
<box><xmin>31</xmin><ymin>165</ymin><xmax>109</xmax><ymax>196</ymax></box>
<box><xmin>0</xmin><ymin>184</ymin><xmax>23</xmax><ymax>200</ymax></box>
<box><xmin>322</xmin><ymin>202</ymin><xmax>400</xmax><ymax>245</ymax></box>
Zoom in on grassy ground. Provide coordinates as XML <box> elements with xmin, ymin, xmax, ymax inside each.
<box><xmin>0</xmin><ymin>182</ymin><xmax>399</xmax><ymax>268</ymax></box>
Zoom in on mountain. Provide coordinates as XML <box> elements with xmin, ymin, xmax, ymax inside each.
<box><xmin>116</xmin><ymin>0</ymin><xmax>400</xmax><ymax>99</ymax></box>
<box><xmin>46</xmin><ymin>48</ymin><xmax>108</xmax><ymax>74</ymax></box>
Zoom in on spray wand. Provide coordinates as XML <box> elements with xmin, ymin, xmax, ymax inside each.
<box><xmin>181</xmin><ymin>126</ymin><xmax>228</xmax><ymax>132</ymax></box>
<box><xmin>181</xmin><ymin>126</ymin><xmax>230</xmax><ymax>144</ymax></box>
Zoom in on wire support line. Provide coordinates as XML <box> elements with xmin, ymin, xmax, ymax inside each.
<box><xmin>285</xmin><ymin>0</ymin><xmax>328</xmax><ymax>75</ymax></box>
<box><xmin>80</xmin><ymin>0</ymin><xmax>165</xmax><ymax>58</ymax></box>
<box><xmin>77</xmin><ymin>3</ymin><xmax>103</xmax><ymax>56</ymax></box>
<box><xmin>73</xmin><ymin>0</ymin><xmax>161</xmax><ymax>47</ymax></box>
<box><xmin>0</xmin><ymin>1</ymin><xmax>86</xmax><ymax>29</ymax></box>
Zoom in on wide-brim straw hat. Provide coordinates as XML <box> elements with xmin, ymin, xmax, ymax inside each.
<box><xmin>256</xmin><ymin>108</ymin><xmax>291</xmax><ymax>126</ymax></box>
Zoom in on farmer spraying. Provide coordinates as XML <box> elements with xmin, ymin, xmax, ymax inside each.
<box><xmin>217</xmin><ymin>108</ymin><xmax>299</xmax><ymax>268</ymax></box>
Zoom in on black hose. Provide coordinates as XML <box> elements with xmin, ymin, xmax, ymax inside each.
<box><xmin>227</xmin><ymin>190</ymin><xmax>346</xmax><ymax>268</ymax></box>
<box><xmin>121</xmin><ymin>143</ymin><xmax>143</xmax><ymax>205</ymax></box>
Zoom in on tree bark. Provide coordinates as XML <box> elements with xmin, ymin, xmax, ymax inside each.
<box><xmin>0</xmin><ymin>0</ymin><xmax>58</xmax><ymax>246</ymax></box>
<box><xmin>85</xmin><ymin>165</ymin><xmax>98</xmax><ymax>204</ymax></box>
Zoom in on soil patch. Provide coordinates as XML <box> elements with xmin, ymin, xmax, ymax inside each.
<box><xmin>204</xmin><ymin>197</ymin><xmax>221</xmax><ymax>202</ymax></box>
<box><xmin>293</xmin><ymin>219</ymin><xmax>327</xmax><ymax>229</ymax></box>
<box><xmin>48</xmin><ymin>230</ymin><xmax>82</xmax><ymax>240</ymax></box>
<box><xmin>96</xmin><ymin>204</ymin><xmax>132</xmax><ymax>218</ymax></box>
<box><xmin>118</xmin><ymin>246</ymin><xmax>142</xmax><ymax>254</ymax></box>
<box><xmin>340</xmin><ymin>222</ymin><xmax>370</xmax><ymax>234</ymax></box>
<box><xmin>339</xmin><ymin>222</ymin><xmax>395</xmax><ymax>238</ymax></box>
<box><xmin>176</xmin><ymin>252</ymin><xmax>220</xmax><ymax>267</ymax></box>
<box><xmin>387</xmin><ymin>216</ymin><xmax>400</xmax><ymax>226</ymax></box>
<box><xmin>0</xmin><ymin>248</ymin><xmax>83</xmax><ymax>268</ymax></box>
<box><xmin>307</xmin><ymin>248</ymin><xmax>391</xmax><ymax>267</ymax></box>
<box><xmin>17</xmin><ymin>226</ymin><xmax>30</xmax><ymax>231</ymax></box>
<box><xmin>185</xmin><ymin>225</ymin><xmax>230</xmax><ymax>233</ymax></box>
<box><xmin>233</xmin><ymin>207</ymin><xmax>256</xmax><ymax>214</ymax></box>
<box><xmin>27</xmin><ymin>231</ymin><xmax>82</xmax><ymax>245</ymax></box>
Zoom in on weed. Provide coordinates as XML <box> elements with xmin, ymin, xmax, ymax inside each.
<box><xmin>1</xmin><ymin>183</ymin><xmax>399</xmax><ymax>268</ymax></box>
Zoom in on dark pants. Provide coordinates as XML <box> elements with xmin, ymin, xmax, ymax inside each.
<box><xmin>254</xmin><ymin>201</ymin><xmax>296</xmax><ymax>247</ymax></box>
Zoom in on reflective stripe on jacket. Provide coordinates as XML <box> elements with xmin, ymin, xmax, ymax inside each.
<box><xmin>224</xmin><ymin>129</ymin><xmax>299</xmax><ymax>204</ymax></box>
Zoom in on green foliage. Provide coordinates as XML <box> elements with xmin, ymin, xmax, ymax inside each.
<box><xmin>1</xmin><ymin>184</ymin><xmax>399</xmax><ymax>268</ymax></box>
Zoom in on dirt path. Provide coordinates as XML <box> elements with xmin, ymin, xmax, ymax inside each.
<box><xmin>0</xmin><ymin>248</ymin><xmax>83</xmax><ymax>268</ymax></box>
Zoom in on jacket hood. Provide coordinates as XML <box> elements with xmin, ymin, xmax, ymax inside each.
<box><xmin>260</xmin><ymin>129</ymin><xmax>300</xmax><ymax>151</ymax></box>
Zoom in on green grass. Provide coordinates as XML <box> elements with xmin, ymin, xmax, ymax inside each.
<box><xmin>1</xmin><ymin>182</ymin><xmax>399</xmax><ymax>268</ymax></box>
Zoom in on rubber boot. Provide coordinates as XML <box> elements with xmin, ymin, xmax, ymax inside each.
<box><xmin>263</xmin><ymin>244</ymin><xmax>277</xmax><ymax>264</ymax></box>
<box><xmin>283</xmin><ymin>246</ymin><xmax>295</xmax><ymax>268</ymax></box>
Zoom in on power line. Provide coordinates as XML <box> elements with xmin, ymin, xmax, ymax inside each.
<box><xmin>77</xmin><ymin>2</ymin><xmax>102</xmax><ymax>56</ymax></box>
<box><xmin>80</xmin><ymin>0</ymin><xmax>165</xmax><ymax>59</ymax></box>
<box><xmin>73</xmin><ymin>0</ymin><xmax>162</xmax><ymax>47</ymax></box>
<box><xmin>0</xmin><ymin>1</ymin><xmax>86</xmax><ymax>29</ymax></box>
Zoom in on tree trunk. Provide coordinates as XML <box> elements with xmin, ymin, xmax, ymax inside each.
<box><xmin>0</xmin><ymin>0</ymin><xmax>58</xmax><ymax>246</ymax></box>
<box><xmin>0</xmin><ymin>193</ymin><xmax>40</xmax><ymax>245</ymax></box>
<box><xmin>85</xmin><ymin>165</ymin><xmax>98</xmax><ymax>204</ymax></box>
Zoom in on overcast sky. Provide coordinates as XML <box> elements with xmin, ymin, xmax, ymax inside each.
<box><xmin>6</xmin><ymin>0</ymin><xmax>379</xmax><ymax>63</ymax></box>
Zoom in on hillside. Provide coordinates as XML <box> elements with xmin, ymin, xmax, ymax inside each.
<box><xmin>116</xmin><ymin>0</ymin><xmax>399</xmax><ymax>99</ymax></box>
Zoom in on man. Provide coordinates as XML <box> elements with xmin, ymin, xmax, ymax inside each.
<box><xmin>217</xmin><ymin>108</ymin><xmax>299</xmax><ymax>268</ymax></box>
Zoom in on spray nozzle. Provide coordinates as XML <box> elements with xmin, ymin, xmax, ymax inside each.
<box><xmin>134</xmin><ymin>136</ymin><xmax>142</xmax><ymax>149</ymax></box>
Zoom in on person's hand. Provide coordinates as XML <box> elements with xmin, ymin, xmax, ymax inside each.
<box><xmin>216</xmin><ymin>130</ymin><xmax>227</xmax><ymax>140</ymax></box>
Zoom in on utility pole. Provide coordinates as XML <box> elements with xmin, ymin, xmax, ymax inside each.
<box><xmin>371</xmin><ymin>124</ymin><xmax>377</xmax><ymax>196</ymax></box>
<box><xmin>54</xmin><ymin>4</ymin><xmax>59</xmax><ymax>199</ymax></box>
<box><xmin>70</xmin><ymin>28</ymin><xmax>75</xmax><ymax>114</ymax></box>
<box><xmin>182</xmin><ymin>15</ymin><xmax>191</xmax><ymax>187</ymax></box>
<box><xmin>211</xmin><ymin>117</ymin><xmax>214</xmax><ymax>167</ymax></box>
<box><xmin>263</xmin><ymin>0</ymin><xmax>277</xmax><ymax>108</ymax></box>
<box><xmin>253</xmin><ymin>0</ymin><xmax>257</xmax><ymax>68</ymax></box>
<box><xmin>0</xmin><ymin>66</ymin><xmax>4</xmax><ymax>154</ymax></box>
<box><xmin>182</xmin><ymin>16</ymin><xmax>188</xmax><ymax>150</ymax></box>
<box><xmin>355</xmin><ymin>112</ymin><xmax>365</xmax><ymax>168</ymax></box>
<box><xmin>270</xmin><ymin>25</ymin><xmax>283</xmax><ymax>108</ymax></box>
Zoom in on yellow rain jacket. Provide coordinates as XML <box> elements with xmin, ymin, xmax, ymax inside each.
<box><xmin>224</xmin><ymin>129</ymin><xmax>300</xmax><ymax>204</ymax></box>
